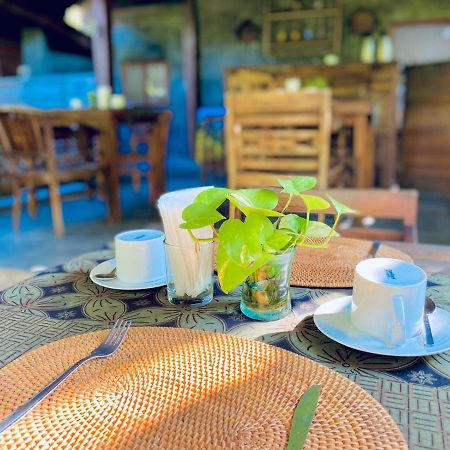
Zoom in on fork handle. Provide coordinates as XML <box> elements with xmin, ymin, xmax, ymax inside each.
<box><xmin>0</xmin><ymin>355</ymin><xmax>93</xmax><ymax>435</ymax></box>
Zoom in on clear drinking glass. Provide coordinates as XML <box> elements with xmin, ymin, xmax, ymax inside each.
<box><xmin>164</xmin><ymin>241</ymin><xmax>214</xmax><ymax>307</ymax></box>
<box><xmin>241</xmin><ymin>249</ymin><xmax>296</xmax><ymax>321</ymax></box>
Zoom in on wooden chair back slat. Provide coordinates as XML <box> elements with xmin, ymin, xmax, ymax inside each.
<box><xmin>226</xmin><ymin>90</ymin><xmax>332</xmax><ymax>190</ymax></box>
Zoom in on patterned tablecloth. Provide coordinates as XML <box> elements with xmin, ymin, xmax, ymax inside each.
<box><xmin>1</xmin><ymin>249</ymin><xmax>450</xmax><ymax>449</ymax></box>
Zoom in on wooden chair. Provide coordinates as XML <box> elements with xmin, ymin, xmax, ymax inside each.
<box><xmin>279</xmin><ymin>188</ymin><xmax>419</xmax><ymax>243</ymax></box>
<box><xmin>0</xmin><ymin>111</ymin><xmax>113</xmax><ymax>236</ymax></box>
<box><xmin>118</xmin><ymin>110</ymin><xmax>172</xmax><ymax>204</ymax></box>
<box><xmin>225</xmin><ymin>89</ymin><xmax>332</xmax><ymax>190</ymax></box>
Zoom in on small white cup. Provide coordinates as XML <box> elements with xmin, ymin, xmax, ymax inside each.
<box><xmin>96</xmin><ymin>85</ymin><xmax>112</xmax><ymax>110</ymax></box>
<box><xmin>115</xmin><ymin>229</ymin><xmax>165</xmax><ymax>284</ymax></box>
<box><xmin>351</xmin><ymin>258</ymin><xmax>427</xmax><ymax>346</ymax></box>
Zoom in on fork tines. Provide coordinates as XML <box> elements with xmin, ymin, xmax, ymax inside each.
<box><xmin>104</xmin><ymin>319</ymin><xmax>132</xmax><ymax>347</ymax></box>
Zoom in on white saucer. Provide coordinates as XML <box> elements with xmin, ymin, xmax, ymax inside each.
<box><xmin>313</xmin><ymin>295</ymin><xmax>450</xmax><ymax>357</ymax></box>
<box><xmin>90</xmin><ymin>259</ymin><xmax>166</xmax><ymax>291</ymax></box>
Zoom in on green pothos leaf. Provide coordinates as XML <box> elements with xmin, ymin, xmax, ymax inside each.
<box><xmin>218</xmin><ymin>219</ymin><xmax>262</xmax><ymax>266</ymax></box>
<box><xmin>279</xmin><ymin>214</ymin><xmax>307</xmax><ymax>234</ymax></box>
<box><xmin>217</xmin><ymin>243</ymin><xmax>273</xmax><ymax>293</ymax></box>
<box><xmin>194</xmin><ymin>187</ymin><xmax>231</xmax><ymax>209</ymax></box>
<box><xmin>278</xmin><ymin>177</ymin><xmax>317</xmax><ymax>195</ymax></box>
<box><xmin>305</xmin><ymin>221</ymin><xmax>339</xmax><ymax>238</ymax></box>
<box><xmin>181</xmin><ymin>203</ymin><xmax>225</xmax><ymax>229</ymax></box>
<box><xmin>228</xmin><ymin>189</ymin><xmax>283</xmax><ymax>217</ymax></box>
<box><xmin>264</xmin><ymin>229</ymin><xmax>293</xmax><ymax>252</ymax></box>
<box><xmin>328</xmin><ymin>195</ymin><xmax>356</xmax><ymax>215</ymax></box>
<box><xmin>300</xmin><ymin>194</ymin><xmax>330</xmax><ymax>211</ymax></box>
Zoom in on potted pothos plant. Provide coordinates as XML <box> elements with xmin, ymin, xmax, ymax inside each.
<box><xmin>180</xmin><ymin>176</ymin><xmax>354</xmax><ymax>321</ymax></box>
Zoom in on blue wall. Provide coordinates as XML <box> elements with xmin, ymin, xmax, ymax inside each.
<box><xmin>22</xmin><ymin>28</ymin><xmax>92</xmax><ymax>75</ymax></box>
<box><xmin>0</xmin><ymin>72</ymin><xmax>96</xmax><ymax>109</ymax></box>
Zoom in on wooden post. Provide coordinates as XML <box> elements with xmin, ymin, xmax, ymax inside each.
<box><xmin>182</xmin><ymin>0</ymin><xmax>198</xmax><ymax>157</ymax></box>
<box><xmin>90</xmin><ymin>0</ymin><xmax>113</xmax><ymax>87</ymax></box>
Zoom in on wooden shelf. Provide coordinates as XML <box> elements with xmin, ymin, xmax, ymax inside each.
<box><xmin>263</xmin><ymin>0</ymin><xmax>343</xmax><ymax>57</ymax></box>
<box><xmin>268</xmin><ymin>8</ymin><xmax>340</xmax><ymax>21</ymax></box>
<box><xmin>270</xmin><ymin>40</ymin><xmax>334</xmax><ymax>56</ymax></box>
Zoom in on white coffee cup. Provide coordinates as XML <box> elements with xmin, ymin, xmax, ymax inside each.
<box><xmin>351</xmin><ymin>258</ymin><xmax>427</xmax><ymax>346</ymax></box>
<box><xmin>115</xmin><ymin>229</ymin><xmax>165</xmax><ymax>284</ymax></box>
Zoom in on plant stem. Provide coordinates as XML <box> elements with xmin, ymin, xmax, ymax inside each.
<box><xmin>188</xmin><ymin>229</ymin><xmax>215</xmax><ymax>243</ymax></box>
<box><xmin>299</xmin><ymin>195</ymin><xmax>310</xmax><ymax>246</ymax></box>
<box><xmin>274</xmin><ymin>194</ymin><xmax>292</xmax><ymax>229</ymax></box>
<box><xmin>323</xmin><ymin>212</ymin><xmax>341</xmax><ymax>245</ymax></box>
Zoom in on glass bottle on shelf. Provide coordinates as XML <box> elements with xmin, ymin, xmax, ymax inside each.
<box><xmin>289</xmin><ymin>23</ymin><xmax>302</xmax><ymax>42</ymax></box>
<box><xmin>377</xmin><ymin>31</ymin><xmax>394</xmax><ymax>63</ymax></box>
<box><xmin>275</xmin><ymin>25</ymin><xmax>288</xmax><ymax>43</ymax></box>
<box><xmin>303</xmin><ymin>20</ymin><xmax>314</xmax><ymax>40</ymax></box>
<box><xmin>360</xmin><ymin>35</ymin><xmax>376</xmax><ymax>64</ymax></box>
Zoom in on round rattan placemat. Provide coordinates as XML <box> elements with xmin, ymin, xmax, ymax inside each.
<box><xmin>292</xmin><ymin>238</ymin><xmax>413</xmax><ymax>288</ymax></box>
<box><xmin>0</xmin><ymin>327</ymin><xmax>406</xmax><ymax>449</ymax></box>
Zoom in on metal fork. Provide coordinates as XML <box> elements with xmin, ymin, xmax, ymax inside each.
<box><xmin>0</xmin><ymin>320</ymin><xmax>131</xmax><ymax>435</ymax></box>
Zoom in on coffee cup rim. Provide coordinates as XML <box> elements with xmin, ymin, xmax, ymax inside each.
<box><xmin>115</xmin><ymin>229</ymin><xmax>164</xmax><ymax>243</ymax></box>
<box><xmin>355</xmin><ymin>257</ymin><xmax>427</xmax><ymax>287</ymax></box>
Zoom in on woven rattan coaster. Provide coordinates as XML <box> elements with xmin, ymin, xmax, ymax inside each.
<box><xmin>292</xmin><ymin>237</ymin><xmax>413</xmax><ymax>288</ymax></box>
<box><xmin>0</xmin><ymin>327</ymin><xmax>406</xmax><ymax>449</ymax></box>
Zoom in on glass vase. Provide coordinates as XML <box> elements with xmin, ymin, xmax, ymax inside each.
<box><xmin>240</xmin><ymin>249</ymin><xmax>296</xmax><ymax>321</ymax></box>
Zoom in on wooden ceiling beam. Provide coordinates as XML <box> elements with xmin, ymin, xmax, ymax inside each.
<box><xmin>0</xmin><ymin>0</ymin><xmax>90</xmax><ymax>52</ymax></box>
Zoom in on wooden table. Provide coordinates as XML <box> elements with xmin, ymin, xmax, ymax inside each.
<box><xmin>1</xmin><ymin>241</ymin><xmax>450</xmax><ymax>448</ymax></box>
<box><xmin>44</xmin><ymin>108</ymin><xmax>172</xmax><ymax>221</ymax></box>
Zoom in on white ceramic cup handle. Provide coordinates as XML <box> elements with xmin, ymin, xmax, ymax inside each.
<box><xmin>385</xmin><ymin>295</ymin><xmax>406</xmax><ymax>347</ymax></box>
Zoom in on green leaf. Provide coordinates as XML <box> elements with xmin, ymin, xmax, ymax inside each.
<box><xmin>180</xmin><ymin>203</ymin><xmax>225</xmax><ymax>229</ymax></box>
<box><xmin>305</xmin><ymin>220</ymin><xmax>339</xmax><ymax>238</ymax></box>
<box><xmin>229</xmin><ymin>196</ymin><xmax>284</xmax><ymax>217</ymax></box>
<box><xmin>264</xmin><ymin>229</ymin><xmax>293</xmax><ymax>252</ymax></box>
<box><xmin>244</xmin><ymin>213</ymin><xmax>274</xmax><ymax>243</ymax></box>
<box><xmin>194</xmin><ymin>187</ymin><xmax>231</xmax><ymax>209</ymax></box>
<box><xmin>279</xmin><ymin>214</ymin><xmax>307</xmax><ymax>234</ymax></box>
<box><xmin>228</xmin><ymin>188</ymin><xmax>283</xmax><ymax>217</ymax></box>
<box><xmin>301</xmin><ymin>194</ymin><xmax>330</xmax><ymax>211</ymax></box>
<box><xmin>217</xmin><ymin>243</ymin><xmax>273</xmax><ymax>293</ymax></box>
<box><xmin>287</xmin><ymin>385</ymin><xmax>321</xmax><ymax>450</ymax></box>
<box><xmin>328</xmin><ymin>195</ymin><xmax>356</xmax><ymax>215</ymax></box>
<box><xmin>278</xmin><ymin>177</ymin><xmax>317</xmax><ymax>195</ymax></box>
<box><xmin>218</xmin><ymin>219</ymin><xmax>262</xmax><ymax>265</ymax></box>
<box><xmin>229</xmin><ymin>189</ymin><xmax>280</xmax><ymax>210</ymax></box>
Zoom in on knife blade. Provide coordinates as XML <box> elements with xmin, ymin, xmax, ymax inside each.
<box><xmin>287</xmin><ymin>384</ymin><xmax>321</xmax><ymax>450</ymax></box>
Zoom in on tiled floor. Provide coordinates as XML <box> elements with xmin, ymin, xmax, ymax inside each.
<box><xmin>1</xmin><ymin>180</ymin><xmax>449</xmax><ymax>273</ymax></box>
